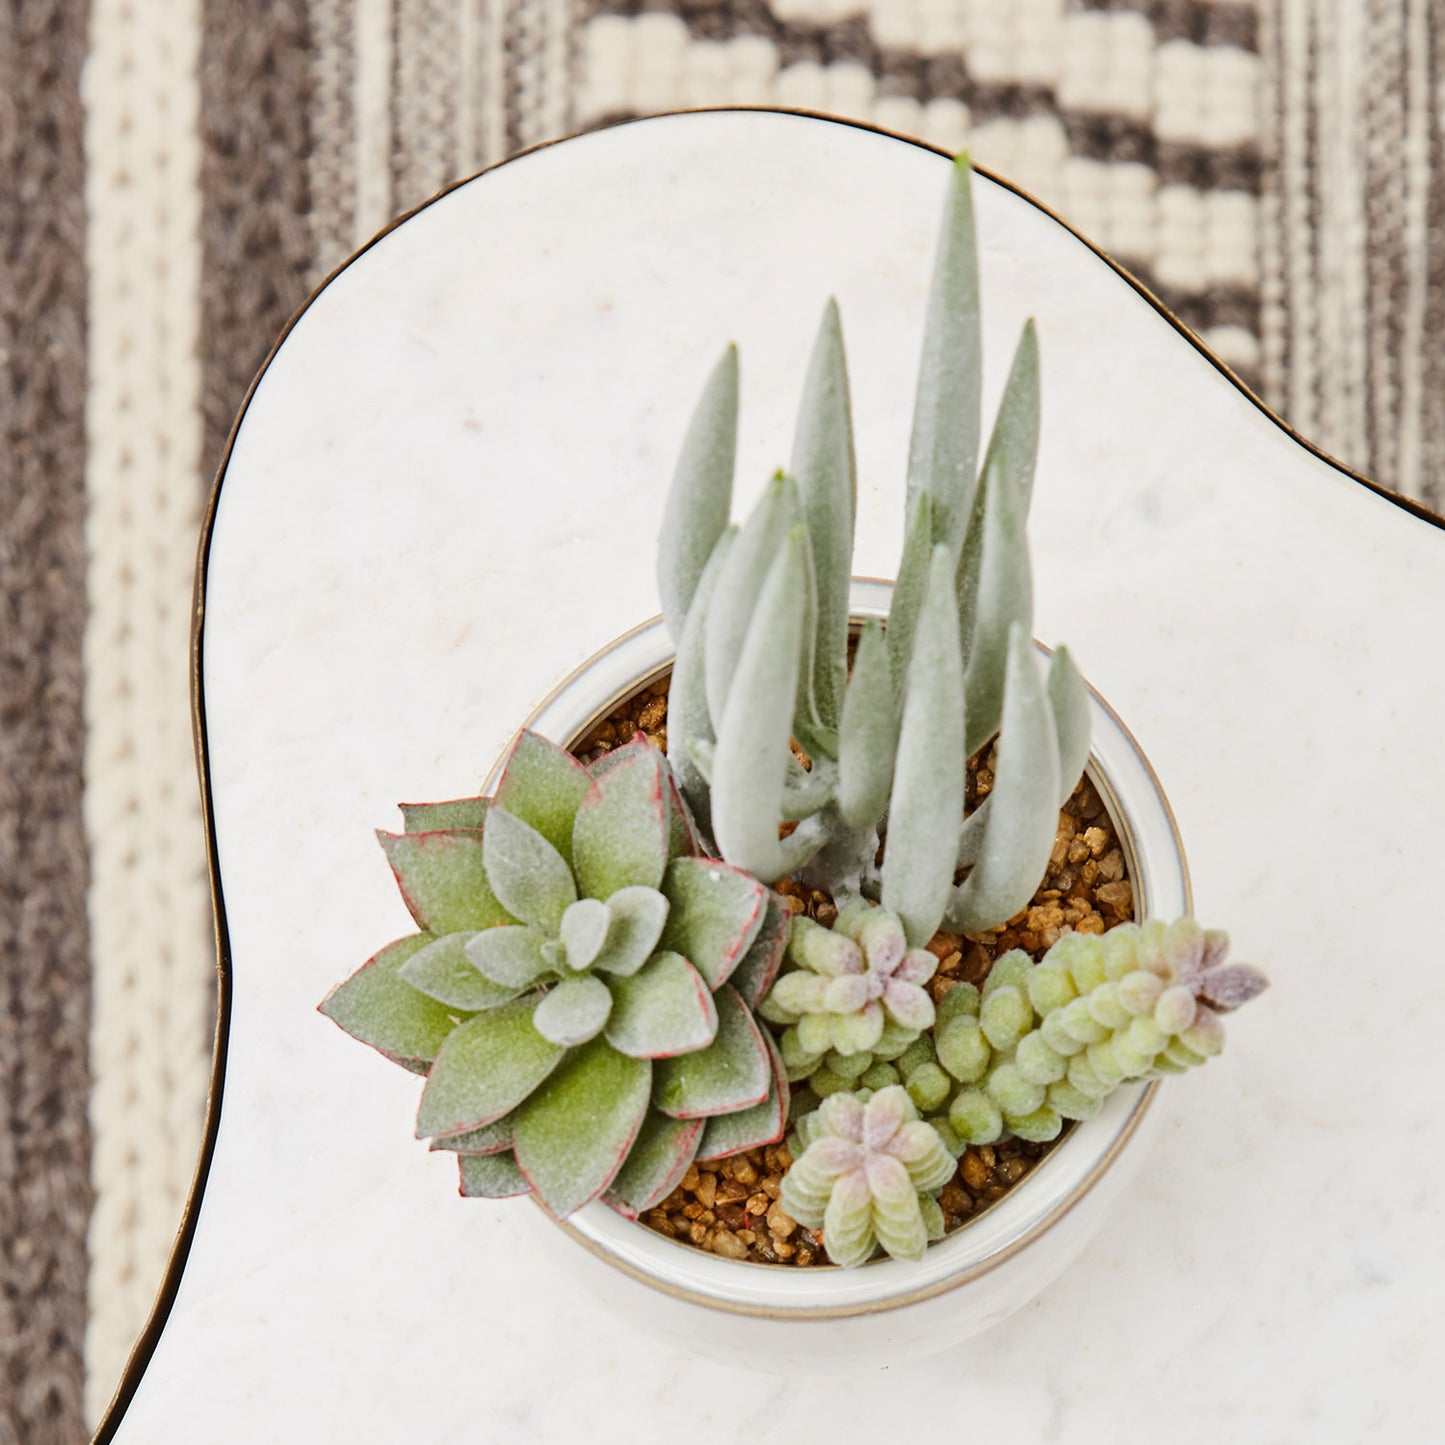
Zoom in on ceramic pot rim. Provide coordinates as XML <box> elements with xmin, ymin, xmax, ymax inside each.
<box><xmin>487</xmin><ymin>578</ymin><xmax>1191</xmax><ymax>1319</ymax></box>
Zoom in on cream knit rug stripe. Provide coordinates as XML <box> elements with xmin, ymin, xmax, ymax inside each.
<box><xmin>308</xmin><ymin>0</ymin><xmax>360</xmax><ymax>285</ymax></box>
<box><xmin>577</xmin><ymin>0</ymin><xmax>1265</xmax><ymax>382</ymax></box>
<box><xmin>80</xmin><ymin>0</ymin><xmax>210</xmax><ymax>1427</ymax></box>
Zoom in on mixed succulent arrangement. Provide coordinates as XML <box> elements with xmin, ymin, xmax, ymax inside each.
<box><xmin>321</xmin><ymin>155</ymin><xmax>1268</xmax><ymax>1269</ymax></box>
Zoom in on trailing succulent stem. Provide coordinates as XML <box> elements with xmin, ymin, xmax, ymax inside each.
<box><xmin>656</xmin><ymin>153</ymin><xmax>1094</xmax><ymax>938</ymax></box>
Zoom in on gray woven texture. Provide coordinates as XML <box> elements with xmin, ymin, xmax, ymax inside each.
<box><xmin>2</xmin><ymin>1</ymin><xmax>1441</xmax><ymax>1440</ymax></box>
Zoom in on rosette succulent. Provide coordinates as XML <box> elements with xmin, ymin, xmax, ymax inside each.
<box><xmin>759</xmin><ymin>902</ymin><xmax>937</xmax><ymax>1083</ymax></box>
<box><xmin>782</xmin><ymin>1086</ymin><xmax>956</xmax><ymax>1267</ymax></box>
<box><xmin>320</xmin><ymin>729</ymin><xmax>793</xmax><ymax>1219</ymax></box>
<box><xmin>938</xmin><ymin>919</ymin><xmax>1269</xmax><ymax>1145</ymax></box>
<box><xmin>657</xmin><ymin>153</ymin><xmax>1092</xmax><ymax>947</ymax></box>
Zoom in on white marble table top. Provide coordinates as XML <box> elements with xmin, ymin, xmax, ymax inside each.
<box><xmin>103</xmin><ymin>110</ymin><xmax>1445</xmax><ymax>1444</ymax></box>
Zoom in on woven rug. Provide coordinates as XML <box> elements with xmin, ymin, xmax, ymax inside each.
<box><xmin>1</xmin><ymin>1</ymin><xmax>1441</xmax><ymax>1438</ymax></box>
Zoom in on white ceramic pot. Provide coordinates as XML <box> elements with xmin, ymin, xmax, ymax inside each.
<box><xmin>492</xmin><ymin>579</ymin><xmax>1191</xmax><ymax>1369</ymax></box>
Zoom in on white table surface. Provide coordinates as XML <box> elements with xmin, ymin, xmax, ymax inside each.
<box><xmin>105</xmin><ymin>110</ymin><xmax>1445</xmax><ymax>1443</ymax></box>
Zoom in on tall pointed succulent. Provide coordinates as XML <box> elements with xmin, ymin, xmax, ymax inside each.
<box><xmin>320</xmin><ymin>729</ymin><xmax>791</xmax><ymax>1219</ymax></box>
<box><xmin>656</xmin><ymin>153</ymin><xmax>1092</xmax><ymax>944</ymax></box>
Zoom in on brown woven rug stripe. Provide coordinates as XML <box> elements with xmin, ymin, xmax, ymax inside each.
<box><xmin>200</xmin><ymin>0</ymin><xmax>318</xmax><ymax>485</ymax></box>
<box><xmin>0</xmin><ymin>2</ymin><xmax>94</xmax><ymax>1441</ymax></box>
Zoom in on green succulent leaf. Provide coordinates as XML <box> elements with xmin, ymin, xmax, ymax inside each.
<box><xmin>907</xmin><ymin>152</ymin><xmax>981</xmax><ymax>557</ymax></box>
<box><xmin>400</xmin><ymin>798</ymin><xmax>488</xmax><ymax>832</ymax></box>
<box><xmin>664</xmin><ymin>772</ymin><xmax>699</xmax><ymax>860</ymax></box>
<box><xmin>458</xmin><ymin>1150</ymin><xmax>530</xmax><ymax>1198</ymax></box>
<box><xmin>1047</xmin><ymin>644</ymin><xmax>1091</xmax><ymax>804</ymax></box>
<box><xmin>886</xmin><ymin>490</ymin><xmax>935</xmax><ymax>691</ymax></box>
<box><xmin>946</xmin><ymin>623</ymin><xmax>1060</xmax><ymax>934</ymax></box>
<box><xmin>464</xmin><ymin>924</ymin><xmax>553</xmax><ymax>989</ymax></box>
<box><xmin>653</xmin><ymin>984</ymin><xmax>771</xmax><ymax>1119</ymax></box>
<box><xmin>658</xmin><ymin>343</ymin><xmax>738</xmax><ymax>639</ymax></box>
<box><xmin>790</xmin><ymin>298</ymin><xmax>856</xmax><ymax>734</ymax></box>
<box><xmin>532</xmin><ymin>974</ymin><xmax>614</xmax><ymax>1047</ymax></box>
<box><xmin>591</xmin><ymin>885</ymin><xmax>670</xmax><ymax>976</ymax></box>
<box><xmin>957</xmin><ymin>416</ymin><xmax>1033</xmax><ymax>758</ymax></box>
<box><xmin>571</xmin><ymin>740</ymin><xmax>670</xmax><ymax>900</ymax></box>
<box><xmin>605</xmin><ymin>950</ymin><xmax>718</xmax><ymax>1059</ymax></box>
<box><xmin>481</xmin><ymin>806</ymin><xmax>576</xmax><ymax>934</ymax></box>
<box><xmin>319</xmin><ymin>934</ymin><xmax>460</xmax><ymax>1066</ymax></box>
<box><xmin>494</xmin><ymin>730</ymin><xmax>593</xmax><ymax>867</ymax></box>
<box><xmin>882</xmin><ymin>545</ymin><xmax>966</xmax><ymax>947</ymax></box>
<box><xmin>513</xmin><ymin>1038</ymin><xmax>652</xmax><ymax>1217</ymax></box>
<box><xmin>726</xmin><ymin>887</ymin><xmax>791</xmax><ymax>1008</ymax></box>
<box><xmin>377</xmin><ymin>830</ymin><xmax>514</xmax><ymax>935</ymax></box>
<box><xmin>416</xmin><ymin>997</ymin><xmax>564</xmax><ymax>1138</ymax></box>
<box><xmin>659</xmin><ymin>856</ymin><xmax>766</xmax><ymax>989</ymax></box>
<box><xmin>604</xmin><ymin>1112</ymin><xmax>703</xmax><ymax>1218</ymax></box>
<box><xmin>558</xmin><ymin>897</ymin><xmax>610</xmax><ymax>971</ymax></box>
<box><xmin>835</xmin><ymin>618</ymin><xmax>900</xmax><ymax>829</ymax></box>
<box><xmin>429</xmin><ymin>1115</ymin><xmax>514</xmax><ymax>1155</ymax></box>
<box><xmin>695</xmin><ymin>1029</ymin><xmax>789</xmax><ymax>1161</ymax></box>
<box><xmin>397</xmin><ymin>931</ymin><xmax>524</xmax><ymax>1011</ymax></box>
<box><xmin>979</xmin><ymin>318</ymin><xmax>1040</xmax><ymax>516</ymax></box>
<box><xmin>666</xmin><ymin>527</ymin><xmax>733</xmax><ymax>832</ymax></box>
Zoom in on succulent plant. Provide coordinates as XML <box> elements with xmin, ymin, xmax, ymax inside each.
<box><xmin>657</xmin><ymin>153</ymin><xmax>1093</xmax><ymax>949</ymax></box>
<box><xmin>937</xmin><ymin>919</ymin><xmax>1269</xmax><ymax>1145</ymax></box>
<box><xmin>320</xmin><ymin>729</ymin><xmax>794</xmax><ymax>1219</ymax></box>
<box><xmin>758</xmin><ymin>901</ymin><xmax>937</xmax><ymax>1083</ymax></box>
<box><xmin>782</xmin><ymin>1087</ymin><xmax>956</xmax><ymax>1267</ymax></box>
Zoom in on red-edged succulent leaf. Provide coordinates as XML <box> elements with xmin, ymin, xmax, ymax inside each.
<box><xmin>592</xmin><ymin>886</ymin><xmax>670</xmax><ymax>976</ymax></box>
<box><xmin>532</xmin><ymin>974</ymin><xmax>613</xmax><ymax>1047</ymax></box>
<box><xmin>726</xmin><ymin>888</ymin><xmax>791</xmax><ymax>1008</ymax></box>
<box><xmin>605</xmin><ymin>1113</ymin><xmax>704</xmax><ymax>1218</ymax></box>
<box><xmin>400</xmin><ymin>798</ymin><xmax>488</xmax><ymax>832</ymax></box>
<box><xmin>319</xmin><ymin>934</ymin><xmax>461</xmax><ymax>1066</ymax></box>
<box><xmin>416</xmin><ymin>998</ymin><xmax>564</xmax><ymax>1138</ymax></box>
<box><xmin>652</xmin><ymin>985</ymin><xmax>771</xmax><ymax>1119</ymax></box>
<box><xmin>464</xmin><ymin>925</ymin><xmax>553</xmax><ymax>988</ymax></box>
<box><xmin>696</xmin><ymin>1028</ymin><xmax>789</xmax><ymax>1162</ymax></box>
<box><xmin>659</xmin><ymin>857</ymin><xmax>767</xmax><ymax>989</ymax></box>
<box><xmin>378</xmin><ymin>830</ymin><xmax>514</xmax><ymax>934</ymax></box>
<box><xmin>429</xmin><ymin>1114</ymin><xmax>514</xmax><ymax>1155</ymax></box>
<box><xmin>482</xmin><ymin>806</ymin><xmax>577</xmax><ymax>934</ymax></box>
<box><xmin>458</xmin><ymin>1151</ymin><xmax>530</xmax><ymax>1198</ymax></box>
<box><xmin>665</xmin><ymin>774</ymin><xmax>699</xmax><ymax>860</ymax></box>
<box><xmin>494</xmin><ymin>730</ymin><xmax>593</xmax><ymax>866</ymax></box>
<box><xmin>604</xmin><ymin>951</ymin><xmax>718</xmax><ymax>1059</ymax></box>
<box><xmin>571</xmin><ymin>740</ymin><xmax>670</xmax><ymax>900</ymax></box>
<box><xmin>512</xmin><ymin>1038</ymin><xmax>652</xmax><ymax>1218</ymax></box>
<box><xmin>398</xmin><ymin>932</ymin><xmax>524</xmax><ymax>1010</ymax></box>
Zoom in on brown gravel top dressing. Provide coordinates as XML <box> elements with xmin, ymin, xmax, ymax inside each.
<box><xmin>573</xmin><ymin>673</ymin><xmax>1134</xmax><ymax>1268</ymax></box>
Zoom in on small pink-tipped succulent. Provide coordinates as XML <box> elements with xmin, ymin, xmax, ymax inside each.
<box><xmin>760</xmin><ymin>903</ymin><xmax>937</xmax><ymax>1084</ymax></box>
<box><xmin>320</xmin><ymin>729</ymin><xmax>792</xmax><ymax>1220</ymax></box>
<box><xmin>939</xmin><ymin>918</ymin><xmax>1269</xmax><ymax>1145</ymax></box>
<box><xmin>781</xmin><ymin>1086</ymin><xmax>955</xmax><ymax>1268</ymax></box>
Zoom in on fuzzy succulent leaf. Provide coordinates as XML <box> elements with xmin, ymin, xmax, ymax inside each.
<box><xmin>400</xmin><ymin>798</ymin><xmax>488</xmax><ymax>832</ymax></box>
<box><xmin>493</xmin><ymin>731</ymin><xmax>593</xmax><ymax>867</ymax></box>
<box><xmin>458</xmin><ymin>1151</ymin><xmax>530</xmax><ymax>1199</ymax></box>
<box><xmin>790</xmin><ymin>298</ymin><xmax>856</xmax><ymax>733</ymax></box>
<box><xmin>416</xmin><ymin>998</ymin><xmax>564</xmax><ymax>1138</ymax></box>
<box><xmin>591</xmin><ymin>885</ymin><xmax>671</xmax><ymax>976</ymax></box>
<box><xmin>571</xmin><ymin>741</ymin><xmax>670</xmax><ymax>901</ymax></box>
<box><xmin>704</xmin><ymin>472</ymin><xmax>801</xmax><ymax>727</ymax></box>
<box><xmin>377</xmin><ymin>830</ymin><xmax>513</xmax><ymax>935</ymax></box>
<box><xmin>658</xmin><ymin>344</ymin><xmax>739</xmax><ymax>639</ymax></box>
<box><xmin>429</xmin><ymin>1115</ymin><xmax>513</xmax><ymax>1155</ymax></box>
<box><xmin>652</xmin><ymin>984</ymin><xmax>770</xmax><ymax>1119</ymax></box>
<box><xmin>709</xmin><ymin>527</ymin><xmax>826</xmax><ymax>882</ymax></box>
<box><xmin>726</xmin><ymin>888</ymin><xmax>792</xmax><ymax>1008</ymax></box>
<box><xmin>977</xmin><ymin>319</ymin><xmax>1040</xmax><ymax>518</ymax></box>
<box><xmin>659</xmin><ymin>856</ymin><xmax>766</xmax><ymax>989</ymax></box>
<box><xmin>512</xmin><ymin>1038</ymin><xmax>652</xmax><ymax>1217</ymax></box>
<box><xmin>835</xmin><ymin>619</ymin><xmax>899</xmax><ymax>830</ymax></box>
<box><xmin>605</xmin><ymin>1113</ymin><xmax>704</xmax><ymax>1218</ymax></box>
<box><xmin>696</xmin><ymin>1029</ymin><xmax>789</xmax><ymax>1162</ymax></box>
<box><xmin>1047</xmin><ymin>645</ymin><xmax>1091</xmax><ymax>805</ymax></box>
<box><xmin>604</xmin><ymin>951</ymin><xmax>718</xmax><ymax>1058</ymax></box>
<box><xmin>957</xmin><ymin>431</ymin><xmax>1034</xmax><ymax>759</ymax></box>
<box><xmin>464</xmin><ymin>925</ymin><xmax>553</xmax><ymax>988</ymax></box>
<box><xmin>558</xmin><ymin>897</ymin><xmax>610</xmax><ymax>971</ymax></box>
<box><xmin>945</xmin><ymin>625</ymin><xmax>1060</xmax><ymax>935</ymax></box>
<box><xmin>319</xmin><ymin>934</ymin><xmax>460</xmax><ymax>1066</ymax></box>
<box><xmin>885</xmin><ymin>490</ymin><xmax>935</xmax><ymax>692</ymax></box>
<box><xmin>882</xmin><ymin>546</ymin><xmax>966</xmax><ymax>947</ymax></box>
<box><xmin>906</xmin><ymin>153</ymin><xmax>981</xmax><ymax>558</ymax></box>
<box><xmin>667</xmin><ymin>527</ymin><xmax>734</xmax><ymax>831</ymax></box>
<box><xmin>482</xmin><ymin>806</ymin><xmax>576</xmax><ymax>934</ymax></box>
<box><xmin>532</xmin><ymin>974</ymin><xmax>614</xmax><ymax>1047</ymax></box>
<box><xmin>397</xmin><ymin>932</ymin><xmax>524</xmax><ymax>1011</ymax></box>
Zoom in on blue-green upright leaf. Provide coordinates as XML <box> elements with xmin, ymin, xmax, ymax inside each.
<box><xmin>886</xmin><ymin>490</ymin><xmax>935</xmax><ymax>692</ymax></box>
<box><xmin>979</xmin><ymin>319</ymin><xmax>1041</xmax><ymax>516</ymax></box>
<box><xmin>835</xmin><ymin>619</ymin><xmax>899</xmax><ymax>830</ymax></box>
